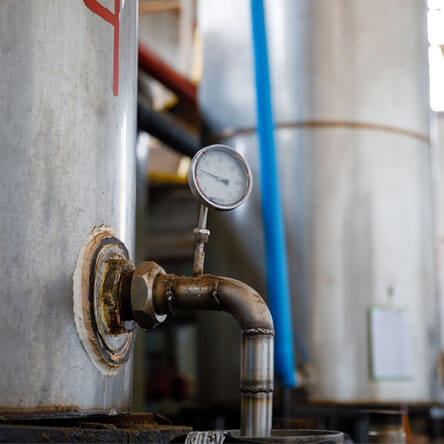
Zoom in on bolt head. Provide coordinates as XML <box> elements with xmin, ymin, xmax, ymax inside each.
<box><xmin>130</xmin><ymin>262</ymin><xmax>167</xmax><ymax>330</ymax></box>
<box><xmin>99</xmin><ymin>259</ymin><xmax>135</xmax><ymax>335</ymax></box>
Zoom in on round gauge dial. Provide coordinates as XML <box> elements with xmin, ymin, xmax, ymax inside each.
<box><xmin>188</xmin><ymin>145</ymin><xmax>252</xmax><ymax>210</ymax></box>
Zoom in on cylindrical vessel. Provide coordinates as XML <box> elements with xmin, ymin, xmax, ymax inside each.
<box><xmin>199</xmin><ymin>0</ymin><xmax>437</xmax><ymax>402</ymax></box>
<box><xmin>0</xmin><ymin>0</ymin><xmax>137</xmax><ymax>416</ymax></box>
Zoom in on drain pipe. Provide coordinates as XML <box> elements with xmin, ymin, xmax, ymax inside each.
<box><xmin>130</xmin><ymin>263</ymin><xmax>274</xmax><ymax>437</ymax></box>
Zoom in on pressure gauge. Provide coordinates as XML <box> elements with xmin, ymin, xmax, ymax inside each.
<box><xmin>188</xmin><ymin>144</ymin><xmax>252</xmax><ymax>211</ymax></box>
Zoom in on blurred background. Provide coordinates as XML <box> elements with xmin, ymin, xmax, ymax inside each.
<box><xmin>131</xmin><ymin>0</ymin><xmax>444</xmax><ymax>440</ymax></box>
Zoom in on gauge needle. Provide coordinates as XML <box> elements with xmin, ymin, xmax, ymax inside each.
<box><xmin>200</xmin><ymin>169</ymin><xmax>229</xmax><ymax>185</ymax></box>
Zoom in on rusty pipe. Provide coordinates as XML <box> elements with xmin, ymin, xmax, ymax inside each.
<box><xmin>152</xmin><ymin>273</ymin><xmax>274</xmax><ymax>437</ymax></box>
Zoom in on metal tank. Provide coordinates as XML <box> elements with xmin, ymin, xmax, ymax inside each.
<box><xmin>0</xmin><ymin>0</ymin><xmax>137</xmax><ymax>416</ymax></box>
<box><xmin>199</xmin><ymin>0</ymin><xmax>438</xmax><ymax>402</ymax></box>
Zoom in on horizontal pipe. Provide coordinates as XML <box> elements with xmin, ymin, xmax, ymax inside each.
<box><xmin>137</xmin><ymin>103</ymin><xmax>199</xmax><ymax>157</ymax></box>
<box><xmin>153</xmin><ymin>274</ymin><xmax>273</xmax><ymax>330</ymax></box>
<box><xmin>153</xmin><ymin>274</ymin><xmax>274</xmax><ymax>437</ymax></box>
<box><xmin>138</xmin><ymin>42</ymin><xmax>198</xmax><ymax>109</ymax></box>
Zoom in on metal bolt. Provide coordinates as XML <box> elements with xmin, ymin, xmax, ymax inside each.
<box><xmin>130</xmin><ymin>261</ymin><xmax>167</xmax><ymax>330</ymax></box>
<box><xmin>99</xmin><ymin>258</ymin><xmax>135</xmax><ymax>335</ymax></box>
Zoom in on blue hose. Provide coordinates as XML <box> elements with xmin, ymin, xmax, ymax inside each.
<box><xmin>250</xmin><ymin>0</ymin><xmax>297</xmax><ymax>387</ymax></box>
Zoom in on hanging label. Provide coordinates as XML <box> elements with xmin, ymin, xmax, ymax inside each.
<box><xmin>368</xmin><ymin>306</ymin><xmax>414</xmax><ymax>380</ymax></box>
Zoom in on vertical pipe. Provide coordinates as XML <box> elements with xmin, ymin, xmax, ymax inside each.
<box><xmin>192</xmin><ymin>205</ymin><xmax>209</xmax><ymax>276</ymax></box>
<box><xmin>152</xmin><ymin>274</ymin><xmax>274</xmax><ymax>436</ymax></box>
<box><xmin>250</xmin><ymin>0</ymin><xmax>297</xmax><ymax>388</ymax></box>
<box><xmin>240</xmin><ymin>331</ymin><xmax>274</xmax><ymax>436</ymax></box>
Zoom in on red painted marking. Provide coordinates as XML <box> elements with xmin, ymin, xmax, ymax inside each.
<box><xmin>84</xmin><ymin>0</ymin><xmax>120</xmax><ymax>96</ymax></box>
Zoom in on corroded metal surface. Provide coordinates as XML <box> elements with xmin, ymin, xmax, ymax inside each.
<box><xmin>154</xmin><ymin>274</ymin><xmax>274</xmax><ymax>331</ymax></box>
<box><xmin>73</xmin><ymin>226</ymin><xmax>135</xmax><ymax>375</ymax></box>
<box><xmin>0</xmin><ymin>413</ymin><xmax>190</xmax><ymax>443</ymax></box>
<box><xmin>100</xmin><ymin>259</ymin><xmax>135</xmax><ymax>335</ymax></box>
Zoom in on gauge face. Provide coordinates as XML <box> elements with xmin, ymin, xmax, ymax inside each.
<box><xmin>189</xmin><ymin>145</ymin><xmax>252</xmax><ymax>210</ymax></box>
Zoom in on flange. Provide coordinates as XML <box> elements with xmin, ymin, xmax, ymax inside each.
<box><xmin>73</xmin><ymin>225</ymin><xmax>135</xmax><ymax>375</ymax></box>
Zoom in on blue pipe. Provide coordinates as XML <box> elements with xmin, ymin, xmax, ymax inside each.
<box><xmin>250</xmin><ymin>0</ymin><xmax>297</xmax><ymax>387</ymax></box>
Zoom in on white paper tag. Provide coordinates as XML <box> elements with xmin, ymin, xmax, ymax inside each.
<box><xmin>369</xmin><ymin>306</ymin><xmax>413</xmax><ymax>380</ymax></box>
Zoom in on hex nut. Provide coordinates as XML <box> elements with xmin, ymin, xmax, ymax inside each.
<box><xmin>130</xmin><ymin>261</ymin><xmax>167</xmax><ymax>330</ymax></box>
<box><xmin>193</xmin><ymin>227</ymin><xmax>210</xmax><ymax>243</ymax></box>
<box><xmin>100</xmin><ymin>258</ymin><xmax>135</xmax><ymax>335</ymax></box>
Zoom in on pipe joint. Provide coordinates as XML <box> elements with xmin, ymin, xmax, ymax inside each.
<box><xmin>150</xmin><ymin>271</ymin><xmax>274</xmax><ymax>437</ymax></box>
<box><xmin>130</xmin><ymin>262</ymin><xmax>167</xmax><ymax>330</ymax></box>
<box><xmin>115</xmin><ymin>262</ymin><xmax>274</xmax><ymax>438</ymax></box>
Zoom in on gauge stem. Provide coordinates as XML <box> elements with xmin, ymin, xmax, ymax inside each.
<box><xmin>192</xmin><ymin>204</ymin><xmax>210</xmax><ymax>276</ymax></box>
<box><xmin>198</xmin><ymin>203</ymin><xmax>208</xmax><ymax>229</ymax></box>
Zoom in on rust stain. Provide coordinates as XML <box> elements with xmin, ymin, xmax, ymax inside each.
<box><xmin>100</xmin><ymin>259</ymin><xmax>134</xmax><ymax>335</ymax></box>
<box><xmin>0</xmin><ymin>412</ymin><xmax>191</xmax><ymax>442</ymax></box>
<box><xmin>0</xmin><ymin>405</ymin><xmax>129</xmax><ymax>421</ymax></box>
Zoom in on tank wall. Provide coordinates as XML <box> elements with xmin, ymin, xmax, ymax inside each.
<box><xmin>435</xmin><ymin>113</ymin><xmax>444</xmax><ymax>363</ymax></box>
<box><xmin>199</xmin><ymin>0</ymin><xmax>437</xmax><ymax>402</ymax></box>
<box><xmin>0</xmin><ymin>0</ymin><xmax>137</xmax><ymax>414</ymax></box>
<box><xmin>199</xmin><ymin>1</ymin><xmax>430</xmax><ymax>133</ymax></box>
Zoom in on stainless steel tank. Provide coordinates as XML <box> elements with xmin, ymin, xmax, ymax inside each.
<box><xmin>0</xmin><ymin>0</ymin><xmax>137</xmax><ymax>416</ymax></box>
<box><xmin>199</xmin><ymin>0</ymin><xmax>438</xmax><ymax>402</ymax></box>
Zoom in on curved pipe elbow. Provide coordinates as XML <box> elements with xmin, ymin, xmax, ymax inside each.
<box><xmin>217</xmin><ymin>277</ymin><xmax>274</xmax><ymax>332</ymax></box>
<box><xmin>152</xmin><ymin>274</ymin><xmax>274</xmax><ymax>333</ymax></box>
<box><xmin>151</xmin><ymin>272</ymin><xmax>274</xmax><ymax>437</ymax></box>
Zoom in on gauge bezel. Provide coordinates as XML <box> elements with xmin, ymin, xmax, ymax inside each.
<box><xmin>188</xmin><ymin>144</ymin><xmax>252</xmax><ymax>211</ymax></box>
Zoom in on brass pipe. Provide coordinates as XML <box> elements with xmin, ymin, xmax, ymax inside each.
<box><xmin>152</xmin><ymin>274</ymin><xmax>274</xmax><ymax>437</ymax></box>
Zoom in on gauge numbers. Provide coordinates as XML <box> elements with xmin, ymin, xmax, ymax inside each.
<box><xmin>189</xmin><ymin>145</ymin><xmax>252</xmax><ymax>210</ymax></box>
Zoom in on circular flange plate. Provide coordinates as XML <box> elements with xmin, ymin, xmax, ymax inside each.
<box><xmin>73</xmin><ymin>225</ymin><xmax>135</xmax><ymax>375</ymax></box>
